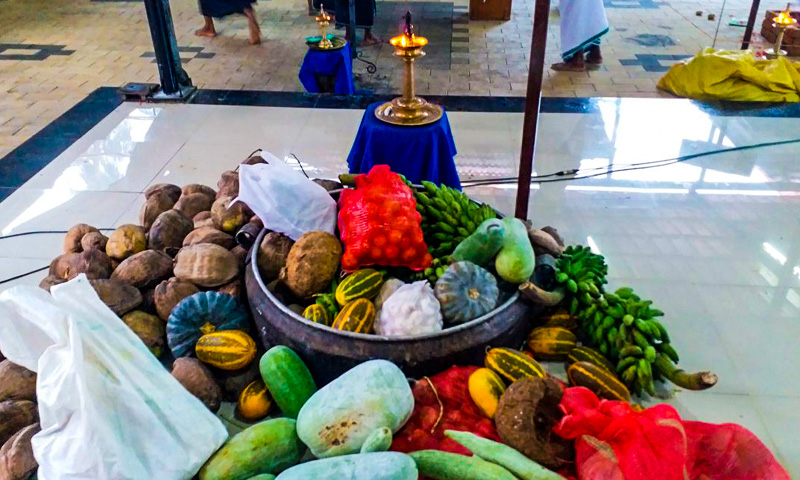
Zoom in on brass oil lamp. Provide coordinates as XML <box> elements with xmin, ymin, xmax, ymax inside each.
<box><xmin>768</xmin><ymin>4</ymin><xmax>797</xmax><ymax>59</ymax></box>
<box><xmin>375</xmin><ymin>12</ymin><xmax>443</xmax><ymax>126</ymax></box>
<box><xmin>315</xmin><ymin>5</ymin><xmax>334</xmax><ymax>49</ymax></box>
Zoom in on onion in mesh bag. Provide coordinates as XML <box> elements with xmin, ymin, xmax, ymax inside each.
<box><xmin>375</xmin><ymin>281</ymin><xmax>443</xmax><ymax>337</ymax></box>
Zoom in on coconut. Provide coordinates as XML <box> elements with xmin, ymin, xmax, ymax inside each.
<box><xmin>193</xmin><ymin>211</ymin><xmax>215</xmax><ymax>229</ymax></box>
<box><xmin>174</xmin><ymin>193</ymin><xmax>215</xmax><ymax>220</ymax></box>
<box><xmin>210</xmin><ymin>196</ymin><xmax>250</xmax><ymax>234</ymax></box>
<box><xmin>144</xmin><ymin>183</ymin><xmax>182</xmax><ymax>203</ymax></box>
<box><xmin>182</xmin><ymin>227</ymin><xmax>236</xmax><ymax>250</ymax></box>
<box><xmin>0</xmin><ymin>423</ymin><xmax>40</xmax><ymax>480</ymax></box>
<box><xmin>121</xmin><ymin>311</ymin><xmax>165</xmax><ymax>357</ymax></box>
<box><xmin>139</xmin><ymin>288</ymin><xmax>158</xmax><ymax>315</ymax></box>
<box><xmin>49</xmin><ymin>250</ymin><xmax>113</xmax><ymax>281</ymax></box>
<box><xmin>110</xmin><ymin>250</ymin><xmax>173</xmax><ymax>288</ymax></box>
<box><xmin>38</xmin><ymin>275</ymin><xmax>66</xmax><ymax>292</ymax></box>
<box><xmin>88</xmin><ymin>279</ymin><xmax>143</xmax><ymax>316</ymax></box>
<box><xmin>231</xmin><ymin>245</ymin><xmax>249</xmax><ymax>272</ymax></box>
<box><xmin>280</xmin><ymin>231</ymin><xmax>342</xmax><ymax>298</ymax></box>
<box><xmin>217</xmin><ymin>277</ymin><xmax>243</xmax><ymax>300</ymax></box>
<box><xmin>148</xmin><ymin>209</ymin><xmax>193</xmax><ymax>255</ymax></box>
<box><xmin>215</xmin><ymin>362</ymin><xmax>261</xmax><ymax>402</ymax></box>
<box><xmin>217</xmin><ymin>170</ymin><xmax>239</xmax><ymax>198</ymax></box>
<box><xmin>0</xmin><ymin>401</ymin><xmax>38</xmax><ymax>447</ymax></box>
<box><xmin>173</xmin><ymin>244</ymin><xmax>239</xmax><ymax>288</ymax></box>
<box><xmin>0</xmin><ymin>361</ymin><xmax>36</xmax><ymax>403</ymax></box>
<box><xmin>257</xmin><ymin>232</ymin><xmax>294</xmax><ymax>282</ymax></box>
<box><xmin>80</xmin><ymin>231</ymin><xmax>108</xmax><ymax>252</ymax></box>
<box><xmin>181</xmin><ymin>184</ymin><xmax>216</xmax><ymax>200</ymax></box>
<box><xmin>63</xmin><ymin>224</ymin><xmax>99</xmax><ymax>254</ymax></box>
<box><xmin>140</xmin><ymin>190</ymin><xmax>177</xmax><ymax>231</ymax></box>
<box><xmin>105</xmin><ymin>225</ymin><xmax>147</xmax><ymax>261</ymax></box>
<box><xmin>153</xmin><ymin>277</ymin><xmax>199</xmax><ymax>321</ymax></box>
<box><xmin>171</xmin><ymin>358</ymin><xmax>222</xmax><ymax>412</ymax></box>
<box><xmin>241</xmin><ymin>154</ymin><xmax>266</xmax><ymax>165</ymax></box>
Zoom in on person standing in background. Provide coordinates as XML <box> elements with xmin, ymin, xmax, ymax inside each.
<box><xmin>195</xmin><ymin>0</ymin><xmax>262</xmax><ymax>45</ymax></box>
<box><xmin>551</xmin><ymin>0</ymin><xmax>608</xmax><ymax>71</ymax></box>
<box><xmin>334</xmin><ymin>0</ymin><xmax>381</xmax><ymax>46</ymax></box>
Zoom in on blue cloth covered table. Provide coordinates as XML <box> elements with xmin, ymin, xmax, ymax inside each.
<box><xmin>298</xmin><ymin>44</ymin><xmax>356</xmax><ymax>95</ymax></box>
<box><xmin>346</xmin><ymin>102</ymin><xmax>460</xmax><ymax>189</ymax></box>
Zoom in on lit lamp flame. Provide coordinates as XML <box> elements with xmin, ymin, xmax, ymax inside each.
<box><xmin>769</xmin><ymin>4</ymin><xmax>797</xmax><ymax>58</ymax></box>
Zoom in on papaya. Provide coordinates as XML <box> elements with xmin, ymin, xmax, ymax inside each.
<box><xmin>259</xmin><ymin>346</ymin><xmax>316</xmax><ymax>419</ymax></box>
<box><xmin>198</xmin><ymin>418</ymin><xmax>304</xmax><ymax>480</ymax></box>
<box><xmin>495</xmin><ymin>218</ymin><xmax>535</xmax><ymax>284</ymax></box>
<box><xmin>450</xmin><ymin>218</ymin><xmax>506</xmax><ymax>266</ymax></box>
<box><xmin>275</xmin><ymin>452</ymin><xmax>417</xmax><ymax>480</ymax></box>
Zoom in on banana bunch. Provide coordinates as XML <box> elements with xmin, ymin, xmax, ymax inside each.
<box><xmin>580</xmin><ymin>287</ymin><xmax>680</xmax><ymax>396</ymax></box>
<box><xmin>415</xmin><ymin>181</ymin><xmax>496</xmax><ymax>262</ymax></box>
<box><xmin>555</xmin><ymin>245</ymin><xmax>609</xmax><ymax>316</ymax></box>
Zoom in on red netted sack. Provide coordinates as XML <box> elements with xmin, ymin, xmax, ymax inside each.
<box><xmin>553</xmin><ymin>387</ymin><xmax>790</xmax><ymax>480</ymax></box>
<box><xmin>338</xmin><ymin>165</ymin><xmax>432</xmax><ymax>271</ymax></box>
<box><xmin>391</xmin><ymin>366</ymin><xmax>501</xmax><ymax>456</ymax></box>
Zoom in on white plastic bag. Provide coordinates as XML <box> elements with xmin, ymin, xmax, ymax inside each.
<box><xmin>0</xmin><ymin>275</ymin><xmax>228</xmax><ymax>480</ymax></box>
<box><xmin>236</xmin><ymin>152</ymin><xmax>337</xmax><ymax>240</ymax></box>
<box><xmin>375</xmin><ymin>281</ymin><xmax>443</xmax><ymax>337</ymax></box>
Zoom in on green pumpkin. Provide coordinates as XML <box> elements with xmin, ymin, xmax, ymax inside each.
<box><xmin>167</xmin><ymin>291</ymin><xmax>250</xmax><ymax>357</ymax></box>
<box><xmin>434</xmin><ymin>261</ymin><xmax>499</xmax><ymax>324</ymax></box>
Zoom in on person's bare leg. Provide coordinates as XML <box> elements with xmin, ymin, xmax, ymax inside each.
<box><xmin>551</xmin><ymin>49</ymin><xmax>585</xmax><ymax>71</ymax></box>
<box><xmin>195</xmin><ymin>16</ymin><xmax>217</xmax><ymax>37</ymax></box>
<box><xmin>307</xmin><ymin>0</ymin><xmax>316</xmax><ymax>15</ymax></box>
<box><xmin>362</xmin><ymin>28</ymin><xmax>383</xmax><ymax>46</ymax></box>
<box><xmin>244</xmin><ymin>7</ymin><xmax>261</xmax><ymax>44</ymax></box>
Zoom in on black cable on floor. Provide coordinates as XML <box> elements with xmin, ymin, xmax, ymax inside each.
<box><xmin>0</xmin><ymin>266</ymin><xmax>50</xmax><ymax>286</ymax></box>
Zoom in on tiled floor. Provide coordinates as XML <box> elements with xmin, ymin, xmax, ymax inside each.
<box><xmin>0</xmin><ymin>99</ymin><xmax>799</xmax><ymax>475</ymax></box>
<box><xmin>0</xmin><ymin>0</ymin><xmax>794</xmax><ymax>159</ymax></box>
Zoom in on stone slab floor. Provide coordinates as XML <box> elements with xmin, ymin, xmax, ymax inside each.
<box><xmin>0</xmin><ymin>0</ymin><xmax>793</xmax><ymax>159</ymax></box>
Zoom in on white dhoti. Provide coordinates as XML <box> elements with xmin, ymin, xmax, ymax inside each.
<box><xmin>559</xmin><ymin>0</ymin><xmax>609</xmax><ymax>60</ymax></box>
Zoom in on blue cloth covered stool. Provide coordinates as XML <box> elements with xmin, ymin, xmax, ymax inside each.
<box><xmin>346</xmin><ymin>102</ymin><xmax>460</xmax><ymax>189</ymax></box>
<box><xmin>298</xmin><ymin>44</ymin><xmax>356</xmax><ymax>95</ymax></box>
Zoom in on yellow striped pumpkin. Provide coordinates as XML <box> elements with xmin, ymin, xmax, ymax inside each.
<box><xmin>331</xmin><ymin>298</ymin><xmax>376</xmax><ymax>334</ymax></box>
<box><xmin>567</xmin><ymin>345</ymin><xmax>615</xmax><ymax>373</ymax></box>
<box><xmin>468</xmin><ymin>368</ymin><xmax>506</xmax><ymax>419</ymax></box>
<box><xmin>568</xmin><ymin>361</ymin><xmax>630</xmax><ymax>402</ymax></box>
<box><xmin>195</xmin><ymin>330</ymin><xmax>256</xmax><ymax>370</ymax></box>
<box><xmin>335</xmin><ymin>269</ymin><xmax>384</xmax><ymax>306</ymax></box>
<box><xmin>526</xmin><ymin>327</ymin><xmax>577</xmax><ymax>359</ymax></box>
<box><xmin>237</xmin><ymin>379</ymin><xmax>273</xmax><ymax>421</ymax></box>
<box><xmin>303</xmin><ymin>303</ymin><xmax>332</xmax><ymax>326</ymax></box>
<box><xmin>484</xmin><ymin>347</ymin><xmax>545</xmax><ymax>383</ymax></box>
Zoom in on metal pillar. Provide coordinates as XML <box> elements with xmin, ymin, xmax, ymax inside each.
<box><xmin>143</xmin><ymin>0</ymin><xmax>194</xmax><ymax>99</ymax></box>
<box><xmin>741</xmin><ymin>0</ymin><xmax>761</xmax><ymax>49</ymax></box>
<box><xmin>347</xmin><ymin>0</ymin><xmax>358</xmax><ymax>61</ymax></box>
<box><xmin>514</xmin><ymin>0</ymin><xmax>550</xmax><ymax>219</ymax></box>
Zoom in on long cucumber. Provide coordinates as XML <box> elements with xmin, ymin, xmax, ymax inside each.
<box><xmin>444</xmin><ymin>431</ymin><xmax>564</xmax><ymax>480</ymax></box>
<box><xmin>409</xmin><ymin>450</ymin><xmax>517</xmax><ymax>480</ymax></box>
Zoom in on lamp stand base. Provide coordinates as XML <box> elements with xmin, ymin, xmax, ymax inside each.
<box><xmin>375</xmin><ymin>97</ymin><xmax>443</xmax><ymax>126</ymax></box>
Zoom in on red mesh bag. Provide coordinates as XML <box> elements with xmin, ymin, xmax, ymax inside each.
<box><xmin>391</xmin><ymin>366</ymin><xmax>500</xmax><ymax>456</ymax></box>
<box><xmin>553</xmin><ymin>387</ymin><xmax>790</xmax><ymax>480</ymax></box>
<box><xmin>338</xmin><ymin>165</ymin><xmax>432</xmax><ymax>271</ymax></box>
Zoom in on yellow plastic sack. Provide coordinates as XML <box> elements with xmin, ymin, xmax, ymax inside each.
<box><xmin>658</xmin><ymin>48</ymin><xmax>800</xmax><ymax>102</ymax></box>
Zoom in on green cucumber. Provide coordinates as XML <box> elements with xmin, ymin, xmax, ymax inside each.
<box><xmin>495</xmin><ymin>218</ymin><xmax>535</xmax><ymax>284</ymax></box>
<box><xmin>199</xmin><ymin>418</ymin><xmax>304</xmax><ymax>480</ymax></box>
<box><xmin>444</xmin><ymin>430</ymin><xmax>564</xmax><ymax>480</ymax></box>
<box><xmin>248</xmin><ymin>476</ymin><xmax>277</xmax><ymax>480</ymax></box>
<box><xmin>410</xmin><ymin>450</ymin><xmax>517</xmax><ymax>480</ymax></box>
<box><xmin>451</xmin><ymin>218</ymin><xmax>506</xmax><ymax>266</ymax></box>
<box><xmin>361</xmin><ymin>427</ymin><xmax>393</xmax><ymax>453</ymax></box>
<box><xmin>276</xmin><ymin>452</ymin><xmax>417</xmax><ymax>480</ymax></box>
<box><xmin>259</xmin><ymin>346</ymin><xmax>317</xmax><ymax>419</ymax></box>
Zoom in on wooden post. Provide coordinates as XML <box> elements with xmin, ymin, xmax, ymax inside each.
<box><xmin>741</xmin><ymin>0</ymin><xmax>761</xmax><ymax>49</ymax></box>
<box><xmin>514</xmin><ymin>0</ymin><xmax>550</xmax><ymax>219</ymax></box>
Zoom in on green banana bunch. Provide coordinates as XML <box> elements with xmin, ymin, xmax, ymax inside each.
<box><xmin>555</xmin><ymin>245</ymin><xmax>609</xmax><ymax>317</ymax></box>
<box><xmin>578</xmin><ymin>286</ymin><xmax>682</xmax><ymax>397</ymax></box>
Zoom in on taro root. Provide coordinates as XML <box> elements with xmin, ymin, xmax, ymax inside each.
<box><xmin>171</xmin><ymin>358</ymin><xmax>222</xmax><ymax>412</ymax></box>
<box><xmin>313</xmin><ymin>178</ymin><xmax>343</xmax><ymax>192</ymax></box>
<box><xmin>217</xmin><ymin>277</ymin><xmax>243</xmax><ymax>300</ymax></box>
<box><xmin>257</xmin><ymin>232</ymin><xmax>294</xmax><ymax>282</ymax></box>
<box><xmin>217</xmin><ymin>170</ymin><xmax>239</xmax><ymax>198</ymax></box>
<box><xmin>105</xmin><ymin>224</ymin><xmax>147</xmax><ymax>261</ymax></box>
<box><xmin>541</xmin><ymin>226</ymin><xmax>565</xmax><ymax>248</ymax></box>
<box><xmin>148</xmin><ymin>209</ymin><xmax>193</xmax><ymax>255</ymax></box>
<box><xmin>88</xmin><ymin>279</ymin><xmax>143</xmax><ymax>316</ymax></box>
<box><xmin>0</xmin><ymin>401</ymin><xmax>38</xmax><ymax>447</ymax></box>
<box><xmin>174</xmin><ymin>193</ymin><xmax>214</xmax><ymax>220</ymax></box>
<box><xmin>39</xmin><ymin>275</ymin><xmax>66</xmax><ymax>292</ymax></box>
<box><xmin>211</xmin><ymin>196</ymin><xmax>250</xmax><ymax>234</ymax></box>
<box><xmin>50</xmin><ymin>250</ymin><xmax>113</xmax><ymax>281</ymax></box>
<box><xmin>182</xmin><ymin>227</ymin><xmax>236</xmax><ymax>250</ymax></box>
<box><xmin>173</xmin><ymin>244</ymin><xmax>239</xmax><ymax>288</ymax></box>
<box><xmin>181</xmin><ymin>184</ymin><xmax>216</xmax><ymax>200</ymax></box>
<box><xmin>145</xmin><ymin>183</ymin><xmax>182</xmax><ymax>203</ymax></box>
<box><xmin>527</xmin><ymin>226</ymin><xmax>564</xmax><ymax>257</ymax></box>
<box><xmin>216</xmin><ymin>361</ymin><xmax>261</xmax><ymax>402</ymax></box>
<box><xmin>63</xmin><ymin>223</ymin><xmax>99</xmax><ymax>254</ymax></box>
<box><xmin>193</xmin><ymin>211</ymin><xmax>215</xmax><ymax>229</ymax></box>
<box><xmin>154</xmin><ymin>277</ymin><xmax>199</xmax><ymax>321</ymax></box>
<box><xmin>80</xmin><ymin>231</ymin><xmax>109</xmax><ymax>252</ymax></box>
<box><xmin>121</xmin><ymin>311</ymin><xmax>165</xmax><ymax>357</ymax></box>
<box><xmin>140</xmin><ymin>190</ymin><xmax>177</xmax><ymax>231</ymax></box>
<box><xmin>110</xmin><ymin>250</ymin><xmax>173</xmax><ymax>288</ymax></box>
<box><xmin>0</xmin><ymin>423</ymin><xmax>40</xmax><ymax>480</ymax></box>
<box><xmin>242</xmin><ymin>154</ymin><xmax>266</xmax><ymax>165</ymax></box>
<box><xmin>280</xmin><ymin>231</ymin><xmax>341</xmax><ymax>298</ymax></box>
<box><xmin>495</xmin><ymin>377</ymin><xmax>573</xmax><ymax>470</ymax></box>
<box><xmin>0</xmin><ymin>361</ymin><xmax>36</xmax><ymax>403</ymax></box>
